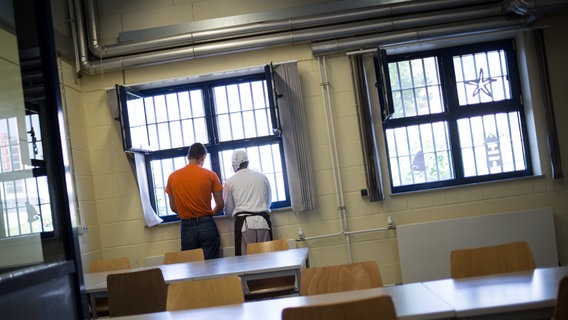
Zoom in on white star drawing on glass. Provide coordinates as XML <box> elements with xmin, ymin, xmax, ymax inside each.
<box><xmin>466</xmin><ymin>68</ymin><xmax>497</xmax><ymax>98</ymax></box>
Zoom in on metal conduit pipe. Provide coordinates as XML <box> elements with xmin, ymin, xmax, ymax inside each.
<box><xmin>81</xmin><ymin>15</ymin><xmax>526</xmax><ymax>74</ymax></box>
<box><xmin>73</xmin><ymin>0</ymin><xmax>568</xmax><ymax>74</ymax></box>
<box><xmin>311</xmin><ymin>15</ymin><xmax>531</xmax><ymax>56</ymax></box>
<box><xmin>82</xmin><ymin>0</ymin><xmax>496</xmax><ymax>58</ymax></box>
<box><xmin>501</xmin><ymin>0</ymin><xmax>568</xmax><ymax>14</ymax></box>
<box><xmin>77</xmin><ymin>5</ymin><xmax>514</xmax><ymax>73</ymax></box>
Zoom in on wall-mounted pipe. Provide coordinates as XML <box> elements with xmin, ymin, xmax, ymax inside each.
<box><xmin>311</xmin><ymin>15</ymin><xmax>531</xmax><ymax>56</ymax></box>
<box><xmin>82</xmin><ymin>0</ymin><xmax>497</xmax><ymax>59</ymax></box>
<box><xmin>71</xmin><ymin>0</ymin><xmax>568</xmax><ymax>74</ymax></box>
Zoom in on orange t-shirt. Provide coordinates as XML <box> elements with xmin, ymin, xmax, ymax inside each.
<box><xmin>165</xmin><ymin>164</ymin><xmax>223</xmax><ymax>219</ymax></box>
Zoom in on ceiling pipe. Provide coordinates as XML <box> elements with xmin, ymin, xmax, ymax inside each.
<box><xmin>311</xmin><ymin>16</ymin><xmax>532</xmax><ymax>55</ymax></box>
<box><xmin>72</xmin><ymin>0</ymin><xmax>568</xmax><ymax>74</ymax></box>
<box><xmin>501</xmin><ymin>0</ymin><xmax>568</xmax><ymax>14</ymax></box>
<box><xmin>82</xmin><ymin>0</ymin><xmax>497</xmax><ymax>59</ymax></box>
<box><xmin>80</xmin><ymin>6</ymin><xmax>505</xmax><ymax>74</ymax></box>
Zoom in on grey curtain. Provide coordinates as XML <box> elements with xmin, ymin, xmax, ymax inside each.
<box><xmin>350</xmin><ymin>54</ymin><xmax>384</xmax><ymax>201</ymax></box>
<box><xmin>273</xmin><ymin>62</ymin><xmax>317</xmax><ymax>211</ymax></box>
<box><xmin>534</xmin><ymin>29</ymin><xmax>563</xmax><ymax>179</ymax></box>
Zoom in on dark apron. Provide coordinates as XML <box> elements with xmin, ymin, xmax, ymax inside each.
<box><xmin>234</xmin><ymin>212</ymin><xmax>273</xmax><ymax>256</ymax></box>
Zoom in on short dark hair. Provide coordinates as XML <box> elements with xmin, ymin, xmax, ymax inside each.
<box><xmin>188</xmin><ymin>143</ymin><xmax>207</xmax><ymax>160</ymax></box>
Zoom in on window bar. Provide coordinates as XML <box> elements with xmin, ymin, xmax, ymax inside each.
<box><xmin>507</xmin><ymin>112</ymin><xmax>519</xmax><ymax>171</ymax></box>
<box><xmin>491</xmin><ymin>114</ymin><xmax>502</xmax><ymax>173</ymax></box>
<box><xmin>157</xmin><ymin>160</ymin><xmax>167</xmax><ymax>216</ymax></box>
<box><xmin>395</xmin><ymin>62</ymin><xmax>405</xmax><ymax>118</ymax></box>
<box><xmin>142</xmin><ymin>98</ymin><xmax>151</xmax><ymax>148</ymax></box>
<box><xmin>247</xmin><ymin>83</ymin><xmax>260</xmax><ymax>137</ymax></box>
<box><xmin>393</xmin><ymin>131</ymin><xmax>403</xmax><ymax>186</ymax></box>
<box><xmin>466</xmin><ymin>118</ymin><xmax>478</xmax><ymax>176</ymax></box>
<box><xmin>428</xmin><ymin>124</ymin><xmax>442</xmax><ymax>181</ymax></box>
<box><xmin>472</xmin><ymin>54</ymin><xmax>482</xmax><ymax>104</ymax></box>
<box><xmin>444</xmin><ymin>123</ymin><xmax>454</xmax><ymax>178</ymax></box>
<box><xmin>416</xmin><ymin>125</ymin><xmax>428</xmax><ymax>183</ymax></box>
<box><xmin>421</xmin><ymin>59</ymin><xmax>433</xmax><ymax>115</ymax></box>
<box><xmin>153</xmin><ymin>96</ymin><xmax>164</xmax><ymax>150</ymax></box>
<box><xmin>1</xmin><ymin>182</ymin><xmax>9</xmax><ymax>236</ymax></box>
<box><xmin>175</xmin><ymin>92</ymin><xmax>184</xmax><ymax>147</ymax></box>
<box><xmin>484</xmin><ymin>52</ymin><xmax>495</xmax><ymax>103</ymax></box>
<box><xmin>166</xmin><ymin>95</ymin><xmax>176</xmax><ymax>149</ymax></box>
<box><xmin>262</xmin><ymin>81</ymin><xmax>273</xmax><ymax>130</ymax></box>
<box><xmin>164</xmin><ymin>158</ymin><xmax>175</xmax><ymax>216</ymax></box>
<box><xmin>223</xmin><ymin>86</ymin><xmax>235</xmax><ymax>141</ymax></box>
<box><xmin>236</xmin><ymin>84</ymin><xmax>245</xmax><ymax>139</ymax></box>
<box><xmin>456</xmin><ymin>55</ymin><xmax>468</xmax><ymax>106</ymax></box>
<box><xmin>270</xmin><ymin>144</ymin><xmax>282</xmax><ymax>200</ymax></box>
<box><xmin>14</xmin><ymin>181</ymin><xmax>22</xmax><ymax>235</ymax></box>
<box><xmin>409</xmin><ymin>60</ymin><xmax>418</xmax><ymax>116</ymax></box>
<box><xmin>245</xmin><ymin>83</ymin><xmax>255</xmax><ymax>137</ymax></box>
<box><xmin>481</xmin><ymin>115</ymin><xmax>490</xmax><ymax>174</ymax></box>
<box><xmin>498</xmin><ymin>50</ymin><xmax>508</xmax><ymax>100</ymax></box>
<box><xmin>29</xmin><ymin>178</ymin><xmax>41</xmax><ymax>232</ymax></box>
<box><xmin>402</xmin><ymin>128</ymin><xmax>416</xmax><ymax>185</ymax></box>
<box><xmin>190</xmin><ymin>92</ymin><xmax>199</xmax><ymax>146</ymax></box>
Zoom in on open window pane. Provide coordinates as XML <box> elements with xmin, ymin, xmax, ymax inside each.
<box><xmin>388</xmin><ymin>56</ymin><xmax>444</xmax><ymax>119</ymax></box>
<box><xmin>214</xmin><ymin>81</ymin><xmax>273</xmax><ymax>142</ymax></box>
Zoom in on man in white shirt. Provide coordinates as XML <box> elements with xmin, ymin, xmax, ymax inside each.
<box><xmin>223</xmin><ymin>150</ymin><xmax>272</xmax><ymax>256</ymax></box>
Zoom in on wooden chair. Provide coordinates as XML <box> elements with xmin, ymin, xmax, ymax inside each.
<box><xmin>163</xmin><ymin>248</ymin><xmax>205</xmax><ymax>264</ymax></box>
<box><xmin>166</xmin><ymin>276</ymin><xmax>244</xmax><ymax>311</ymax></box>
<box><xmin>450</xmin><ymin>241</ymin><xmax>536</xmax><ymax>279</ymax></box>
<box><xmin>554</xmin><ymin>275</ymin><xmax>568</xmax><ymax>320</ymax></box>
<box><xmin>245</xmin><ymin>239</ymin><xmax>297</xmax><ymax>300</ymax></box>
<box><xmin>300</xmin><ymin>260</ymin><xmax>383</xmax><ymax>296</ymax></box>
<box><xmin>107</xmin><ymin>268</ymin><xmax>167</xmax><ymax>317</ymax></box>
<box><xmin>281</xmin><ymin>295</ymin><xmax>397</xmax><ymax>320</ymax></box>
<box><xmin>88</xmin><ymin>257</ymin><xmax>131</xmax><ymax>317</ymax></box>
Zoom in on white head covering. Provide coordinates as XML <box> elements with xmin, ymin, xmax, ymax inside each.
<box><xmin>231</xmin><ymin>150</ymin><xmax>248</xmax><ymax>172</ymax></box>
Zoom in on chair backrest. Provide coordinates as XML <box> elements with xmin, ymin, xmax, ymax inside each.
<box><xmin>281</xmin><ymin>295</ymin><xmax>397</xmax><ymax>320</ymax></box>
<box><xmin>107</xmin><ymin>268</ymin><xmax>167</xmax><ymax>317</ymax></box>
<box><xmin>300</xmin><ymin>261</ymin><xmax>383</xmax><ymax>296</ymax></box>
<box><xmin>89</xmin><ymin>257</ymin><xmax>131</xmax><ymax>273</ymax></box>
<box><xmin>245</xmin><ymin>239</ymin><xmax>296</xmax><ymax>298</ymax></box>
<box><xmin>247</xmin><ymin>239</ymin><xmax>289</xmax><ymax>254</ymax></box>
<box><xmin>163</xmin><ymin>248</ymin><xmax>205</xmax><ymax>264</ymax></box>
<box><xmin>450</xmin><ymin>241</ymin><xmax>536</xmax><ymax>279</ymax></box>
<box><xmin>166</xmin><ymin>276</ymin><xmax>244</xmax><ymax>311</ymax></box>
<box><xmin>554</xmin><ymin>275</ymin><xmax>568</xmax><ymax>320</ymax></box>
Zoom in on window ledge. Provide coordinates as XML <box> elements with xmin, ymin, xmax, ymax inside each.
<box><xmin>389</xmin><ymin>174</ymin><xmax>546</xmax><ymax>197</ymax></box>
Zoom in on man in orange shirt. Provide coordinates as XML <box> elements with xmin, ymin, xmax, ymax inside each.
<box><xmin>165</xmin><ymin>143</ymin><xmax>224</xmax><ymax>259</ymax></box>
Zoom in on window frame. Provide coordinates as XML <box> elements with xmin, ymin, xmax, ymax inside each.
<box><xmin>377</xmin><ymin>39</ymin><xmax>533</xmax><ymax>194</ymax></box>
<box><xmin>117</xmin><ymin>72</ymin><xmax>291</xmax><ymax>223</ymax></box>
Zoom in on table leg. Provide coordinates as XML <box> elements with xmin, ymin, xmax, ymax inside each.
<box><xmin>89</xmin><ymin>293</ymin><xmax>98</xmax><ymax>319</ymax></box>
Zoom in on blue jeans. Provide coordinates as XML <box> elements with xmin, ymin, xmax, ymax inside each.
<box><xmin>180</xmin><ymin>216</ymin><xmax>220</xmax><ymax>259</ymax></box>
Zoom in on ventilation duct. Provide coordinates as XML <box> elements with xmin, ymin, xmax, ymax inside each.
<box><xmin>71</xmin><ymin>0</ymin><xmax>568</xmax><ymax>74</ymax></box>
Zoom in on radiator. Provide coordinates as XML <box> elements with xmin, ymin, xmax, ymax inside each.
<box><xmin>396</xmin><ymin>207</ymin><xmax>558</xmax><ymax>283</ymax></box>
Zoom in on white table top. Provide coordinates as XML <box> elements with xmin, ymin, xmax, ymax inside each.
<box><xmin>112</xmin><ymin>282</ymin><xmax>455</xmax><ymax>320</ymax></box>
<box><xmin>85</xmin><ymin>247</ymin><xmax>309</xmax><ymax>293</ymax></box>
<box><xmin>422</xmin><ymin>265</ymin><xmax>568</xmax><ymax>318</ymax></box>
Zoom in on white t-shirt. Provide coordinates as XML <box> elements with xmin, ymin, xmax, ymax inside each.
<box><xmin>223</xmin><ymin>168</ymin><xmax>272</xmax><ymax>231</ymax></box>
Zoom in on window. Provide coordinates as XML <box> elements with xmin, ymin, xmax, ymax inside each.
<box><xmin>117</xmin><ymin>71</ymin><xmax>290</xmax><ymax>222</ymax></box>
<box><xmin>0</xmin><ymin>111</ymin><xmax>53</xmax><ymax>237</ymax></box>
<box><xmin>377</xmin><ymin>39</ymin><xmax>532</xmax><ymax>193</ymax></box>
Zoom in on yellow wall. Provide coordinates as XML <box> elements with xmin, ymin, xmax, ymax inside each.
<box><xmin>58</xmin><ymin>1</ymin><xmax>568</xmax><ymax>285</ymax></box>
